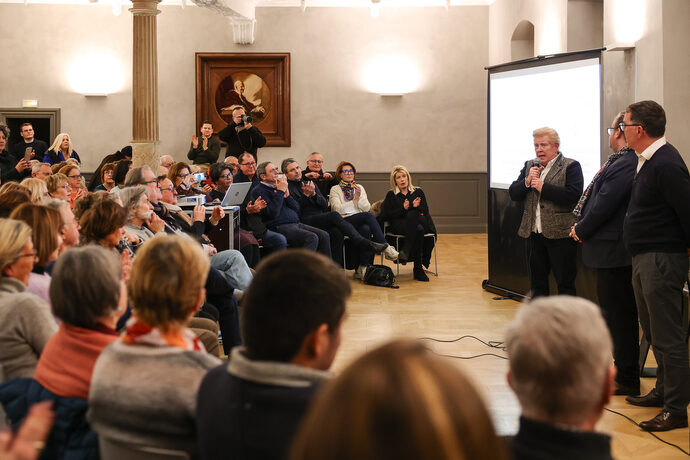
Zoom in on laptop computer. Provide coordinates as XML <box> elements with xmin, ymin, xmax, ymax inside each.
<box><xmin>218</xmin><ymin>182</ymin><xmax>252</xmax><ymax>207</ymax></box>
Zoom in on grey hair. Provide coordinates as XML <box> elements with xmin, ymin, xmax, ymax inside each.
<box><xmin>532</xmin><ymin>127</ymin><xmax>560</xmax><ymax>146</ymax></box>
<box><xmin>50</xmin><ymin>245</ymin><xmax>122</xmax><ymax>329</ymax></box>
<box><xmin>505</xmin><ymin>296</ymin><xmax>612</xmax><ymax>426</ymax></box>
<box><xmin>118</xmin><ymin>185</ymin><xmax>148</xmax><ymax>221</ymax></box>
<box><xmin>42</xmin><ymin>198</ymin><xmax>70</xmax><ymax>222</ymax></box>
<box><xmin>256</xmin><ymin>161</ymin><xmax>271</xmax><ymax>179</ymax></box>
<box><xmin>124</xmin><ymin>165</ymin><xmax>154</xmax><ymax>187</ymax></box>
<box><xmin>32</xmin><ymin>162</ymin><xmax>51</xmax><ymax>174</ymax></box>
<box><xmin>280</xmin><ymin>158</ymin><xmax>297</xmax><ymax>174</ymax></box>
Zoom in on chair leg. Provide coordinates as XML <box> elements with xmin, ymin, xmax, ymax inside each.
<box><xmin>342</xmin><ymin>238</ymin><xmax>347</xmax><ymax>270</ymax></box>
<box><xmin>431</xmin><ymin>235</ymin><xmax>438</xmax><ymax>276</ymax></box>
<box><xmin>395</xmin><ymin>236</ymin><xmax>401</xmax><ymax>276</ymax></box>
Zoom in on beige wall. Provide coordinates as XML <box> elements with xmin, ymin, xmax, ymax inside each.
<box><xmin>567</xmin><ymin>0</ymin><xmax>603</xmax><ymax>52</ymax></box>
<box><xmin>0</xmin><ymin>4</ymin><xmax>489</xmax><ymax>173</ymax></box>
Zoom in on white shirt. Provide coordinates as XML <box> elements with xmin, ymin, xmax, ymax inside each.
<box><xmin>635</xmin><ymin>136</ymin><xmax>666</xmax><ymax>173</ymax></box>
<box><xmin>534</xmin><ymin>154</ymin><xmax>560</xmax><ymax>233</ymax></box>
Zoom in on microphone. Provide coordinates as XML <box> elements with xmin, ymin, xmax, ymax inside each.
<box><xmin>530</xmin><ymin>158</ymin><xmax>542</xmax><ymax>168</ymax></box>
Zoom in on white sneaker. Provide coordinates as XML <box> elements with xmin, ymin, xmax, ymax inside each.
<box><xmin>384</xmin><ymin>245</ymin><xmax>399</xmax><ymax>261</ymax></box>
<box><xmin>354</xmin><ymin>265</ymin><xmax>367</xmax><ymax>279</ymax></box>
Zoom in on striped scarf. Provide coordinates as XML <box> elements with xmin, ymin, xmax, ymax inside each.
<box><xmin>572</xmin><ymin>147</ymin><xmax>633</xmax><ymax>217</ymax></box>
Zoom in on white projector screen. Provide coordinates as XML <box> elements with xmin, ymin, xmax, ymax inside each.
<box><xmin>489</xmin><ymin>57</ymin><xmax>601</xmax><ymax>189</ymax></box>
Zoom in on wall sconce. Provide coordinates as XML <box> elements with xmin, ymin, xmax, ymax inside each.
<box><xmin>606</xmin><ymin>0</ymin><xmax>644</xmax><ymax>51</ymax></box>
<box><xmin>370</xmin><ymin>0</ymin><xmax>380</xmax><ymax>18</ymax></box>
<box><xmin>363</xmin><ymin>55</ymin><xmax>419</xmax><ymax>96</ymax></box>
<box><xmin>68</xmin><ymin>54</ymin><xmax>124</xmax><ymax>96</ymax></box>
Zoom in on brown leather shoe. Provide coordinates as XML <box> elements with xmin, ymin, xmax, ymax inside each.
<box><xmin>639</xmin><ymin>410</ymin><xmax>688</xmax><ymax>432</ymax></box>
<box><xmin>625</xmin><ymin>389</ymin><xmax>663</xmax><ymax>407</ymax></box>
<box><xmin>614</xmin><ymin>381</ymin><xmax>640</xmax><ymax>396</ymax></box>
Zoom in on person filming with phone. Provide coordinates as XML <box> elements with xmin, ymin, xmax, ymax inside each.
<box><xmin>218</xmin><ymin>105</ymin><xmax>266</xmax><ymax>161</ymax></box>
<box><xmin>0</xmin><ymin>124</ymin><xmax>32</xmax><ymax>183</ymax></box>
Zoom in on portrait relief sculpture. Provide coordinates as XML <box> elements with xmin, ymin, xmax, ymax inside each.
<box><xmin>215</xmin><ymin>72</ymin><xmax>271</xmax><ymax>124</ymax></box>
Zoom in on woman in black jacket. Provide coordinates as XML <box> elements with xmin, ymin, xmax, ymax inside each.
<box><xmin>380</xmin><ymin>165</ymin><xmax>436</xmax><ymax>282</ymax></box>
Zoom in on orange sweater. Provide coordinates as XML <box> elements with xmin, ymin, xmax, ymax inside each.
<box><xmin>34</xmin><ymin>323</ymin><xmax>119</xmax><ymax>399</ymax></box>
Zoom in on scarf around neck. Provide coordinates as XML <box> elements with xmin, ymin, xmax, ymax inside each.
<box><xmin>122</xmin><ymin>318</ymin><xmax>203</xmax><ymax>352</ymax></box>
<box><xmin>339</xmin><ymin>180</ymin><xmax>355</xmax><ymax>201</ymax></box>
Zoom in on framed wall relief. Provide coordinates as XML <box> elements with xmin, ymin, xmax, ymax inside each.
<box><xmin>196</xmin><ymin>53</ymin><xmax>290</xmax><ymax>147</ymax></box>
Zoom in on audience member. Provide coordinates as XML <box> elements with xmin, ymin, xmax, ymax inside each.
<box><xmin>79</xmin><ymin>199</ymin><xmax>129</xmax><ymax>251</ymax></box>
<box><xmin>88</xmin><ymin>234</ymin><xmax>222</xmax><ymax>456</ymax></box>
<box><xmin>252</xmin><ymin>161</ymin><xmax>331</xmax><ymax>256</ymax></box>
<box><xmin>58</xmin><ymin>164</ymin><xmax>85</xmax><ymax>208</ymax></box>
<box><xmin>282</xmin><ymin>158</ymin><xmax>386</xmax><ymax>270</ymax></box>
<box><xmin>380</xmin><ymin>165</ymin><xmax>437</xmax><ymax>281</ymax></box>
<box><xmin>0</xmin><ymin>124</ymin><xmax>31</xmax><ymax>183</ymax></box>
<box><xmin>218</xmin><ymin>106</ymin><xmax>266</xmax><ymax>161</ymax></box>
<box><xmin>290</xmin><ymin>340</ymin><xmax>509</xmax><ymax>460</ymax></box>
<box><xmin>19</xmin><ymin>178</ymin><xmax>49</xmax><ymax>203</ymax></box>
<box><xmin>505</xmin><ymin>296</ymin><xmax>615</xmax><ymax>460</ymax></box>
<box><xmin>11</xmin><ymin>123</ymin><xmax>48</xmax><ymax>161</ymax></box>
<box><xmin>0</xmin><ymin>186</ymin><xmax>32</xmax><ymax>218</ymax></box>
<box><xmin>160</xmin><ymin>154</ymin><xmax>175</xmax><ymax>169</ymax></box>
<box><xmin>621</xmin><ymin>100</ymin><xmax>690</xmax><ymax>431</ymax></box>
<box><xmin>44</xmin><ymin>198</ymin><xmax>81</xmax><ymax>254</ymax></box>
<box><xmin>0</xmin><ymin>401</ymin><xmax>54</xmax><ymax>460</ymax></box>
<box><xmin>188</xmin><ymin>120</ymin><xmax>221</xmax><ymax>165</ymax></box>
<box><xmin>0</xmin><ymin>246</ymin><xmax>124</xmax><ymax>460</ymax></box>
<box><xmin>109</xmin><ymin>158</ymin><xmax>133</xmax><ymax>193</ymax></box>
<box><xmin>303</xmin><ymin>151</ymin><xmax>338</xmax><ymax>198</ymax></box>
<box><xmin>45</xmin><ymin>173</ymin><xmax>70</xmax><ymax>202</ymax></box>
<box><xmin>0</xmin><ymin>219</ymin><xmax>57</xmax><ymax>381</ymax></box>
<box><xmin>94</xmin><ymin>162</ymin><xmax>116</xmax><ymax>192</ymax></box>
<box><xmin>168</xmin><ymin>161</ymin><xmax>196</xmax><ymax>197</ymax></box>
<box><xmin>197</xmin><ymin>250</ymin><xmax>350</xmax><ymax>460</ymax></box>
<box><xmin>43</xmin><ymin>133</ymin><xmax>81</xmax><ymax>165</ymax></box>
<box><xmin>508</xmin><ymin>127</ymin><xmax>584</xmax><ymax>297</ymax></box>
<box><xmin>224</xmin><ymin>155</ymin><xmax>239</xmax><ymax>176</ymax></box>
<box><xmin>31</xmin><ymin>162</ymin><xmax>52</xmax><ymax>180</ymax></box>
<box><xmin>88</xmin><ymin>146</ymin><xmax>132</xmax><ymax>191</ymax></box>
<box><xmin>329</xmin><ymin>161</ymin><xmax>400</xmax><ymax>272</ymax></box>
<box><xmin>9</xmin><ymin>204</ymin><xmax>63</xmax><ymax>305</ymax></box>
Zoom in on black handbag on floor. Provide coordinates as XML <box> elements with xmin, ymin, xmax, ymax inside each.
<box><xmin>363</xmin><ymin>264</ymin><xmax>399</xmax><ymax>289</ymax></box>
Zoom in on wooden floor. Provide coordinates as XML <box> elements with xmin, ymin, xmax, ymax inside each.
<box><xmin>332</xmin><ymin>234</ymin><xmax>690</xmax><ymax>460</ymax></box>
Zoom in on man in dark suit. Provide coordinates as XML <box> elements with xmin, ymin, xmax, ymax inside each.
<box><xmin>570</xmin><ymin>112</ymin><xmax>639</xmax><ymax>396</ymax></box>
<box><xmin>509</xmin><ymin>127</ymin><xmax>584</xmax><ymax>297</ymax></box>
<box><xmin>11</xmin><ymin>123</ymin><xmax>48</xmax><ymax>160</ymax></box>
<box><xmin>621</xmin><ymin>100</ymin><xmax>690</xmax><ymax>432</ymax></box>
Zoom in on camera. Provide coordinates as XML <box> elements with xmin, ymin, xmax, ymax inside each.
<box><xmin>193</xmin><ymin>172</ymin><xmax>206</xmax><ymax>182</ymax></box>
<box><xmin>241</xmin><ymin>114</ymin><xmax>253</xmax><ymax>125</ymax></box>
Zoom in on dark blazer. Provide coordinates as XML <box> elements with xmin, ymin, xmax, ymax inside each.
<box><xmin>287</xmin><ymin>179</ymin><xmax>329</xmax><ymax>219</ymax></box>
<box><xmin>577</xmin><ymin>148</ymin><xmax>637</xmax><ymax>268</ymax></box>
<box><xmin>509</xmin><ymin>154</ymin><xmax>583</xmax><ymax>239</ymax></box>
<box><xmin>218</xmin><ymin>123</ymin><xmax>266</xmax><ymax>160</ymax></box>
<box><xmin>380</xmin><ymin>188</ymin><xmax>436</xmax><ymax>235</ymax></box>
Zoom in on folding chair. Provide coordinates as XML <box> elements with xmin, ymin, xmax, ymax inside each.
<box><xmin>380</xmin><ymin>222</ymin><xmax>438</xmax><ymax>276</ymax></box>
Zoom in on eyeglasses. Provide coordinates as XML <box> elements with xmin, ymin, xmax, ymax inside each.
<box><xmin>342</xmin><ymin>169</ymin><xmax>354</xmax><ymax>174</ymax></box>
<box><xmin>68</xmin><ymin>174</ymin><xmax>82</xmax><ymax>179</ymax></box>
<box><xmin>240</xmin><ymin>162</ymin><xmax>256</xmax><ymax>166</ymax></box>
<box><xmin>16</xmin><ymin>252</ymin><xmax>37</xmax><ymax>259</ymax></box>
<box><xmin>104</xmin><ymin>170</ymin><xmax>114</xmax><ymax>175</ymax></box>
<box><xmin>619</xmin><ymin>123</ymin><xmax>643</xmax><ymax>130</ymax></box>
<box><xmin>219</xmin><ymin>173</ymin><xmax>232</xmax><ymax>179</ymax></box>
<box><xmin>143</xmin><ymin>179</ymin><xmax>159</xmax><ymax>187</ymax></box>
<box><xmin>178</xmin><ymin>173</ymin><xmax>190</xmax><ymax>178</ymax></box>
<box><xmin>159</xmin><ymin>186</ymin><xmax>174</xmax><ymax>192</ymax></box>
<box><xmin>60</xmin><ymin>184</ymin><xmax>71</xmax><ymax>190</ymax></box>
<box><xmin>606</xmin><ymin>127</ymin><xmax>621</xmax><ymax>135</ymax></box>
<box><xmin>308</xmin><ymin>159</ymin><xmax>323</xmax><ymax>164</ymax></box>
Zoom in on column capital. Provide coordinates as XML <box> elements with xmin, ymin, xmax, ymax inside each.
<box><xmin>129</xmin><ymin>0</ymin><xmax>161</xmax><ymax>16</ymax></box>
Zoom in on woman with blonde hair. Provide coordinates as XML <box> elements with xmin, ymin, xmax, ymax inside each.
<box><xmin>88</xmin><ymin>234</ymin><xmax>221</xmax><ymax>456</ymax></box>
<box><xmin>290</xmin><ymin>340</ymin><xmax>509</xmax><ymax>460</ymax></box>
<box><xmin>45</xmin><ymin>173</ymin><xmax>70</xmax><ymax>202</ymax></box>
<box><xmin>0</xmin><ymin>219</ymin><xmax>57</xmax><ymax>381</ymax></box>
<box><xmin>44</xmin><ymin>133</ymin><xmax>81</xmax><ymax>165</ymax></box>
<box><xmin>380</xmin><ymin>165</ymin><xmax>437</xmax><ymax>282</ymax></box>
<box><xmin>20</xmin><ymin>177</ymin><xmax>49</xmax><ymax>203</ymax></box>
<box><xmin>58</xmin><ymin>164</ymin><xmax>85</xmax><ymax>208</ymax></box>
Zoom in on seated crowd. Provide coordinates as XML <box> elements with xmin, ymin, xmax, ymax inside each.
<box><xmin>0</xmin><ymin>122</ymin><xmax>620</xmax><ymax>460</ymax></box>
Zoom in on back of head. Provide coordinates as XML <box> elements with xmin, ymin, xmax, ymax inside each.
<box><xmin>79</xmin><ymin>200</ymin><xmax>127</xmax><ymax>244</ymax></box>
<box><xmin>50</xmin><ymin>245</ymin><xmax>122</xmax><ymax>329</ymax></box>
<box><xmin>20</xmin><ymin>178</ymin><xmax>48</xmax><ymax>203</ymax></box>
<box><xmin>113</xmin><ymin>159</ymin><xmax>133</xmax><ymax>185</ymax></box>
<box><xmin>0</xmin><ymin>186</ymin><xmax>32</xmax><ymax>218</ymax></box>
<box><xmin>9</xmin><ymin>203</ymin><xmax>62</xmax><ymax>266</ymax></box>
<box><xmin>73</xmin><ymin>190</ymin><xmax>111</xmax><ymax>221</ymax></box>
<box><xmin>0</xmin><ymin>218</ymin><xmax>32</xmax><ymax>275</ymax></box>
<box><xmin>627</xmin><ymin>100</ymin><xmax>666</xmax><ymax>138</ymax></box>
<box><xmin>290</xmin><ymin>339</ymin><xmax>508</xmax><ymax>460</ymax></box>
<box><xmin>505</xmin><ymin>296</ymin><xmax>612</xmax><ymax>426</ymax></box>
<box><xmin>128</xmin><ymin>234</ymin><xmax>209</xmax><ymax>331</ymax></box>
<box><xmin>242</xmin><ymin>249</ymin><xmax>350</xmax><ymax>362</ymax></box>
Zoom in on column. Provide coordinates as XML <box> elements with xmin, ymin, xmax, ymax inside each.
<box><xmin>130</xmin><ymin>0</ymin><xmax>161</xmax><ymax>171</ymax></box>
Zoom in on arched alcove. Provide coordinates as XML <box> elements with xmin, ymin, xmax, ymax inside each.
<box><xmin>511</xmin><ymin>20</ymin><xmax>535</xmax><ymax>61</ymax></box>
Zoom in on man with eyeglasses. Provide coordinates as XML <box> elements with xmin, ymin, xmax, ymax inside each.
<box><xmin>234</xmin><ymin>153</ymin><xmax>287</xmax><ymax>255</ymax></box>
<box><xmin>569</xmin><ymin>111</ymin><xmax>639</xmax><ymax>397</ymax></box>
<box><xmin>304</xmin><ymin>152</ymin><xmax>337</xmax><ymax>197</ymax></box>
<box><xmin>509</xmin><ymin>127</ymin><xmax>583</xmax><ymax>298</ymax></box>
<box><xmin>218</xmin><ymin>106</ymin><xmax>266</xmax><ymax>161</ymax></box>
<box><xmin>619</xmin><ymin>100</ymin><xmax>690</xmax><ymax>432</ymax></box>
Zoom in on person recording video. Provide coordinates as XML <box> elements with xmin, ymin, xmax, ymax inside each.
<box><xmin>218</xmin><ymin>105</ymin><xmax>266</xmax><ymax>161</ymax></box>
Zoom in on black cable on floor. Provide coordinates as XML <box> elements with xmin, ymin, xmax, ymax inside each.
<box><xmin>419</xmin><ymin>334</ymin><xmax>507</xmax><ymax>351</ymax></box>
<box><xmin>604</xmin><ymin>407</ymin><xmax>689</xmax><ymax>456</ymax></box>
<box><xmin>431</xmin><ymin>351</ymin><xmax>509</xmax><ymax>360</ymax></box>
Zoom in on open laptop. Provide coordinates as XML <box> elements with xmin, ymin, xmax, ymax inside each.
<box><xmin>217</xmin><ymin>182</ymin><xmax>252</xmax><ymax>207</ymax></box>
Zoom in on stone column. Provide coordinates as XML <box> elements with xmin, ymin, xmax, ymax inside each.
<box><xmin>130</xmin><ymin>0</ymin><xmax>161</xmax><ymax>171</ymax></box>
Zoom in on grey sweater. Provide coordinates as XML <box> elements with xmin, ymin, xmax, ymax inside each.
<box><xmin>87</xmin><ymin>339</ymin><xmax>221</xmax><ymax>456</ymax></box>
<box><xmin>0</xmin><ymin>277</ymin><xmax>57</xmax><ymax>382</ymax></box>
